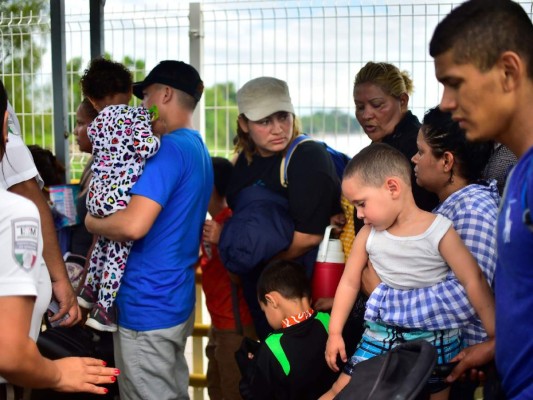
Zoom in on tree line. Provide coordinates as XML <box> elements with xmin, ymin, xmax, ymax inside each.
<box><xmin>1</xmin><ymin>0</ymin><xmax>361</xmax><ymax>178</ymax></box>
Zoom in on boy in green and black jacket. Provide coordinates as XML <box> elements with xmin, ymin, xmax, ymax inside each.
<box><xmin>238</xmin><ymin>259</ymin><xmax>339</xmax><ymax>400</ymax></box>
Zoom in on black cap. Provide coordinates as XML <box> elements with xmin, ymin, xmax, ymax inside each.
<box><xmin>132</xmin><ymin>60</ymin><xmax>204</xmax><ymax>101</ymax></box>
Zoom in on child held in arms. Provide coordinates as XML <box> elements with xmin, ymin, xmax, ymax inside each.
<box><xmin>77</xmin><ymin>57</ymin><xmax>160</xmax><ymax>332</ymax></box>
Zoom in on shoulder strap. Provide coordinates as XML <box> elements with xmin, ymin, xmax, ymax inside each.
<box><xmin>265</xmin><ymin>333</ymin><xmax>290</xmax><ymax>376</ymax></box>
<box><xmin>264</xmin><ymin>312</ymin><xmax>330</xmax><ymax>376</ymax></box>
<box><xmin>279</xmin><ymin>134</ymin><xmax>314</xmax><ymax>187</ymax></box>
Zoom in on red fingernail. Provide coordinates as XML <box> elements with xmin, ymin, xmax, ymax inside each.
<box><xmin>114</xmin><ymin>369</ymin><xmax>121</xmax><ymax>375</ymax></box>
<box><xmin>104</xmin><ymin>388</ymin><xmax>108</xmax><ymax>394</ymax></box>
<box><xmin>111</xmin><ymin>376</ymin><xmax>116</xmax><ymax>382</ymax></box>
<box><xmin>102</xmin><ymin>361</ymin><xmax>107</xmax><ymax>367</ymax></box>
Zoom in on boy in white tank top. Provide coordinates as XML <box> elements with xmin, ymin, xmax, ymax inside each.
<box><xmin>320</xmin><ymin>143</ymin><xmax>495</xmax><ymax>400</ymax></box>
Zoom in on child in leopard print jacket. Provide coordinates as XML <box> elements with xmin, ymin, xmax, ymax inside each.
<box><xmin>78</xmin><ymin>57</ymin><xmax>160</xmax><ymax>332</ymax></box>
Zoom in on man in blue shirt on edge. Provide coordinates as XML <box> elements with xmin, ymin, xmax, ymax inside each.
<box><xmin>429</xmin><ymin>1</ymin><xmax>533</xmax><ymax>398</ymax></box>
<box><xmin>86</xmin><ymin>60</ymin><xmax>213</xmax><ymax>400</ymax></box>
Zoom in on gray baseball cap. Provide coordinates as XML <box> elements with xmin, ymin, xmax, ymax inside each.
<box><xmin>236</xmin><ymin>77</ymin><xmax>295</xmax><ymax>121</ymax></box>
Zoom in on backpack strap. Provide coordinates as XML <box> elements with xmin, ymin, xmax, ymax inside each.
<box><xmin>279</xmin><ymin>134</ymin><xmax>314</xmax><ymax>187</ymax></box>
<box><xmin>264</xmin><ymin>312</ymin><xmax>330</xmax><ymax>376</ymax></box>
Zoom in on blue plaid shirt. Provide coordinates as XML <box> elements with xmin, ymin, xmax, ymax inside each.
<box><xmin>365</xmin><ymin>181</ymin><xmax>499</xmax><ymax>346</ymax></box>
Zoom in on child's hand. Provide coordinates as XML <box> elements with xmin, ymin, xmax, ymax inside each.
<box><xmin>325</xmin><ymin>332</ymin><xmax>346</xmax><ymax>372</ymax></box>
<box><xmin>203</xmin><ymin>220</ymin><xmax>222</xmax><ymax>244</ymax></box>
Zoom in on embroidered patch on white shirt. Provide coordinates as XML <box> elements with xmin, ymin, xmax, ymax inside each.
<box><xmin>11</xmin><ymin>217</ymin><xmax>39</xmax><ymax>269</ymax></box>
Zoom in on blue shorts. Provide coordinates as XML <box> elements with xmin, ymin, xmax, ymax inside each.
<box><xmin>343</xmin><ymin>321</ymin><xmax>462</xmax><ymax>393</ymax></box>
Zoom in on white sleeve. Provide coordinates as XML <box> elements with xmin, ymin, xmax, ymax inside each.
<box><xmin>0</xmin><ymin>103</ymin><xmax>43</xmax><ymax>190</ymax></box>
<box><xmin>0</xmin><ymin>190</ymin><xmax>52</xmax><ymax>347</ymax></box>
<box><xmin>0</xmin><ymin>191</ymin><xmax>42</xmax><ymax>298</ymax></box>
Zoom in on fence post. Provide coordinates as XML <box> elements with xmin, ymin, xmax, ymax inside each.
<box><xmin>189</xmin><ymin>2</ymin><xmax>205</xmax><ymax>140</ymax></box>
<box><xmin>50</xmin><ymin>0</ymin><xmax>69</xmax><ymax>180</ymax></box>
<box><xmin>90</xmin><ymin>0</ymin><xmax>105</xmax><ymax>59</ymax></box>
<box><xmin>189</xmin><ymin>7</ymin><xmax>206</xmax><ymax>399</ymax></box>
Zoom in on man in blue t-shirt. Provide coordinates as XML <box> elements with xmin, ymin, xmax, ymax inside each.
<box><xmin>86</xmin><ymin>60</ymin><xmax>214</xmax><ymax>399</ymax></box>
<box><xmin>429</xmin><ymin>1</ymin><xmax>533</xmax><ymax>398</ymax></box>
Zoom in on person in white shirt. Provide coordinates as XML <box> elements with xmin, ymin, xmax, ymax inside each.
<box><xmin>0</xmin><ymin>79</ymin><xmax>119</xmax><ymax>399</ymax></box>
<box><xmin>0</xmin><ymin>102</ymin><xmax>80</xmax><ymax>328</ymax></box>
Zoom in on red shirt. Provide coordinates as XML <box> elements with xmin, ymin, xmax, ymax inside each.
<box><xmin>200</xmin><ymin>207</ymin><xmax>253</xmax><ymax>330</ymax></box>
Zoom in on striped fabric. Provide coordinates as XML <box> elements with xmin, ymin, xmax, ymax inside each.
<box><xmin>343</xmin><ymin>321</ymin><xmax>462</xmax><ymax>375</ymax></box>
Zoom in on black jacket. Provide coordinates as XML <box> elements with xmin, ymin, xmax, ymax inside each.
<box><xmin>239</xmin><ymin>312</ymin><xmax>339</xmax><ymax>400</ymax></box>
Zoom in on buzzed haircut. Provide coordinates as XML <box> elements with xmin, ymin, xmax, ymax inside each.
<box><xmin>343</xmin><ymin>143</ymin><xmax>412</xmax><ymax>187</ymax></box>
<box><xmin>257</xmin><ymin>260</ymin><xmax>311</xmax><ymax>304</ymax></box>
<box><xmin>430</xmin><ymin>0</ymin><xmax>533</xmax><ymax>79</ymax></box>
<box><xmin>211</xmin><ymin>156</ymin><xmax>233</xmax><ymax>197</ymax></box>
<box><xmin>80</xmin><ymin>57</ymin><xmax>133</xmax><ymax>100</ymax></box>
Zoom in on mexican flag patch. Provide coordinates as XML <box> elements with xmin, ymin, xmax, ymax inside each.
<box><xmin>11</xmin><ymin>217</ymin><xmax>39</xmax><ymax>270</ymax></box>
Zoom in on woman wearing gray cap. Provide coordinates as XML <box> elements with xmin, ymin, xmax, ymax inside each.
<box><xmin>219</xmin><ymin>76</ymin><xmax>341</xmax><ymax>339</ymax></box>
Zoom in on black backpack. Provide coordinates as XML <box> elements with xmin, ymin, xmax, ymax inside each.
<box><xmin>334</xmin><ymin>340</ymin><xmax>437</xmax><ymax>400</ymax></box>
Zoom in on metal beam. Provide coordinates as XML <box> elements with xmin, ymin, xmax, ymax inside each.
<box><xmin>189</xmin><ymin>3</ymin><xmax>204</xmax><ymax>139</ymax></box>
<box><xmin>50</xmin><ymin>0</ymin><xmax>69</xmax><ymax>180</ymax></box>
<box><xmin>90</xmin><ymin>0</ymin><xmax>105</xmax><ymax>58</ymax></box>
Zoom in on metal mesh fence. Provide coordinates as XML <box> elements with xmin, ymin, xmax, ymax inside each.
<box><xmin>1</xmin><ymin>1</ymin><xmax>532</xmax><ymax>179</ymax></box>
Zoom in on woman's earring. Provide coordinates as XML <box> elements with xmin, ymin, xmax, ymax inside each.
<box><xmin>448</xmin><ymin>169</ymin><xmax>454</xmax><ymax>184</ymax></box>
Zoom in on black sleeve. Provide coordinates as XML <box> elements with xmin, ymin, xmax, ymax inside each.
<box><xmin>287</xmin><ymin>141</ymin><xmax>341</xmax><ymax>234</ymax></box>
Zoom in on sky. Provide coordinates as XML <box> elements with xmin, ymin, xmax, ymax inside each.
<box><xmin>61</xmin><ymin>0</ymin><xmax>462</xmax><ymax>116</ymax></box>
<box><xmin>54</xmin><ymin>0</ymin><xmax>531</xmax><ymax>155</ymax></box>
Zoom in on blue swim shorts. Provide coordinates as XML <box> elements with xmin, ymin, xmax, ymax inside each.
<box><xmin>343</xmin><ymin>321</ymin><xmax>462</xmax><ymax>393</ymax></box>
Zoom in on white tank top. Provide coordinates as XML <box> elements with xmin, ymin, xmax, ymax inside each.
<box><xmin>366</xmin><ymin>214</ymin><xmax>453</xmax><ymax>290</ymax></box>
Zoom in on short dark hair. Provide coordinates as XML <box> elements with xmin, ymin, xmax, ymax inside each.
<box><xmin>421</xmin><ymin>107</ymin><xmax>493</xmax><ymax>183</ymax></box>
<box><xmin>257</xmin><ymin>259</ymin><xmax>311</xmax><ymax>304</ymax></box>
<box><xmin>430</xmin><ymin>0</ymin><xmax>533</xmax><ymax>79</ymax></box>
<box><xmin>344</xmin><ymin>142</ymin><xmax>412</xmax><ymax>187</ymax></box>
<box><xmin>80</xmin><ymin>57</ymin><xmax>133</xmax><ymax>100</ymax></box>
<box><xmin>28</xmin><ymin>145</ymin><xmax>66</xmax><ymax>187</ymax></box>
<box><xmin>211</xmin><ymin>156</ymin><xmax>233</xmax><ymax>197</ymax></box>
